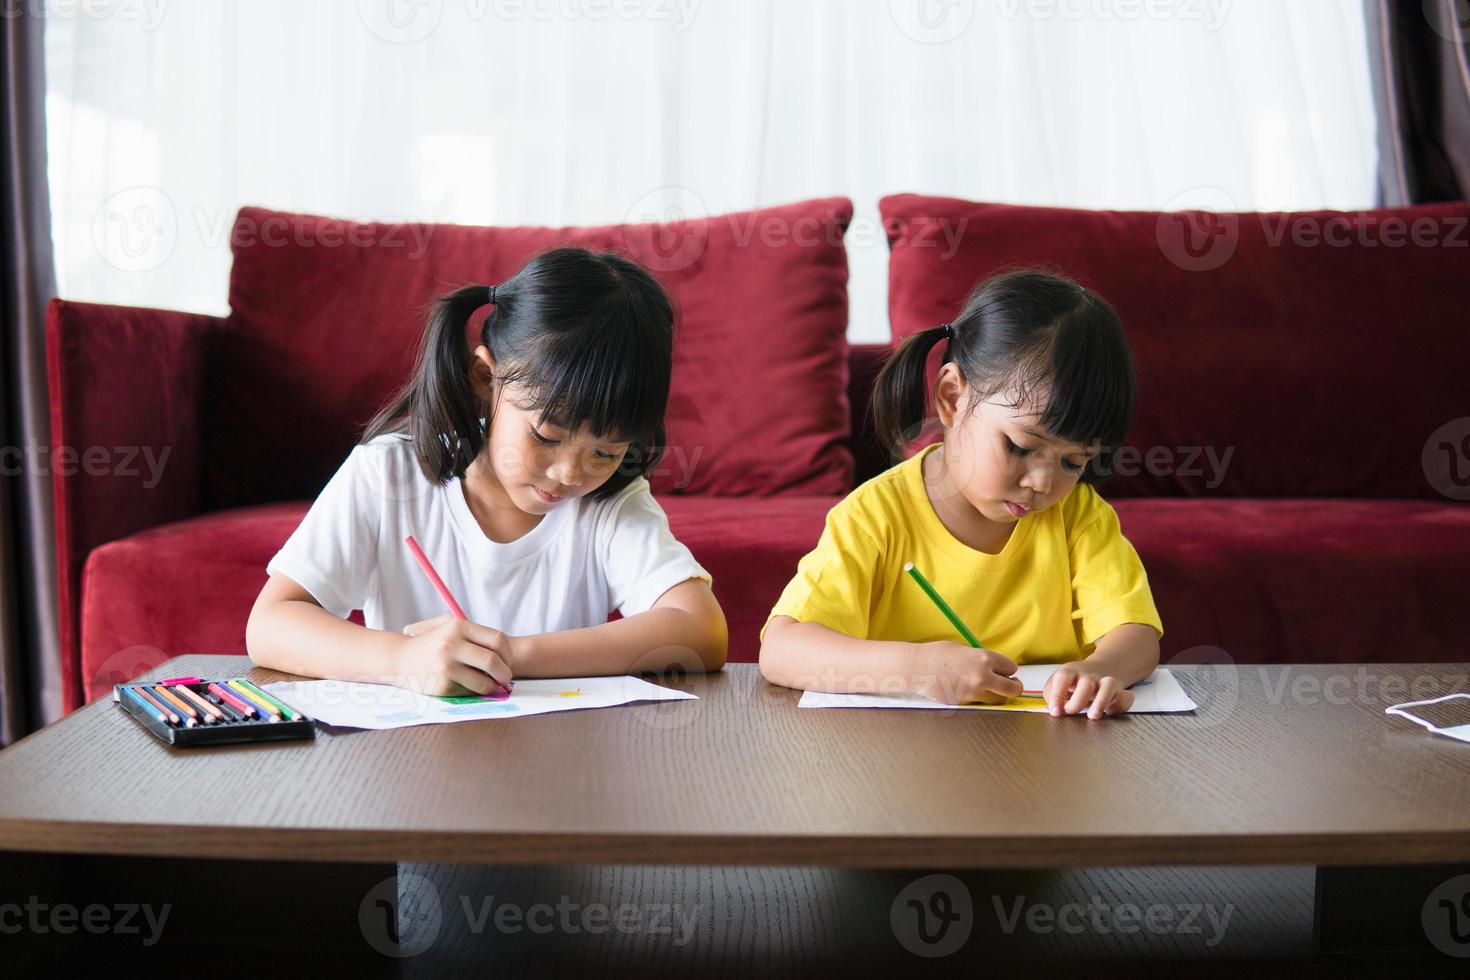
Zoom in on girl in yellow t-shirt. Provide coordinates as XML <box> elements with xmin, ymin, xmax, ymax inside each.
<box><xmin>760</xmin><ymin>270</ymin><xmax>1162</xmax><ymax>719</ymax></box>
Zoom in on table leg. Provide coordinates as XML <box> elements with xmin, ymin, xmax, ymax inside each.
<box><xmin>1313</xmin><ymin>864</ymin><xmax>1470</xmax><ymax>955</ymax></box>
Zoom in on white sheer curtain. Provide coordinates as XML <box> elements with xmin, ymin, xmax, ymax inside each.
<box><xmin>45</xmin><ymin>0</ymin><xmax>1377</xmax><ymax>342</ymax></box>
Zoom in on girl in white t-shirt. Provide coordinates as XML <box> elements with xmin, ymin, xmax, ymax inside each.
<box><xmin>246</xmin><ymin>247</ymin><xmax>727</xmax><ymax>696</ymax></box>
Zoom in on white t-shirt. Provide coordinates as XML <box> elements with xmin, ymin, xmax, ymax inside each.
<box><xmin>266</xmin><ymin>433</ymin><xmax>711</xmax><ymax>635</ymax></box>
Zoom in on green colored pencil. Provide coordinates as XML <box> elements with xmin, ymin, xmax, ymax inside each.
<box><xmin>235</xmin><ymin>678</ymin><xmax>302</xmax><ymax>722</ymax></box>
<box><xmin>903</xmin><ymin>562</ymin><xmax>982</xmax><ymax>648</ymax></box>
<box><xmin>904</xmin><ymin>562</ymin><xmax>1045</xmax><ymax>697</ymax></box>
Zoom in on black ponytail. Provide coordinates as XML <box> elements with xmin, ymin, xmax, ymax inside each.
<box><xmin>871</xmin><ymin>324</ymin><xmax>953</xmax><ymax>462</ymax></box>
<box><xmin>363</xmin><ymin>284</ymin><xmax>492</xmax><ymax>484</ymax></box>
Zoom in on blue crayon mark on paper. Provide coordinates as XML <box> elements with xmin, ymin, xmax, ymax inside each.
<box><xmin>379</xmin><ymin>710</ymin><xmax>426</xmax><ymax>723</ymax></box>
<box><xmin>444</xmin><ymin>702</ymin><xmax>521</xmax><ymax>716</ymax></box>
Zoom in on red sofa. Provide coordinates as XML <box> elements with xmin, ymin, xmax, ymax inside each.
<box><xmin>48</xmin><ymin>197</ymin><xmax>1470</xmax><ymax>712</ymax></box>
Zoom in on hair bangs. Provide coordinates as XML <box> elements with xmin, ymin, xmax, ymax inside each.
<box><xmin>499</xmin><ymin>311</ymin><xmax>668</xmax><ymax>448</ymax></box>
<box><xmin>1034</xmin><ymin>299</ymin><xmax>1136</xmax><ymax>452</ymax></box>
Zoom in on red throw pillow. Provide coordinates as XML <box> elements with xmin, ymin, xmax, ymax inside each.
<box><xmin>211</xmin><ymin>198</ymin><xmax>854</xmax><ymax>507</ymax></box>
<box><xmin>881</xmin><ymin>193</ymin><xmax>1470</xmax><ymax>499</ymax></box>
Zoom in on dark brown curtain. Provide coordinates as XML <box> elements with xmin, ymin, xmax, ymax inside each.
<box><xmin>1365</xmin><ymin>0</ymin><xmax>1470</xmax><ymax>204</ymax></box>
<box><xmin>2</xmin><ymin>6</ymin><xmax>61</xmax><ymax>745</ymax></box>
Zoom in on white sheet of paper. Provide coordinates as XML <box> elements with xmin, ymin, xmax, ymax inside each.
<box><xmin>797</xmin><ymin>665</ymin><xmax>1197</xmax><ymax>714</ymax></box>
<box><xmin>262</xmin><ymin>675</ymin><xmax>697</xmax><ymax>730</ymax></box>
<box><xmin>1385</xmin><ymin>693</ymin><xmax>1470</xmax><ymax>745</ymax></box>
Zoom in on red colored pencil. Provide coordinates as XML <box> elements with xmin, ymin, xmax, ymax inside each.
<box><xmin>403</xmin><ymin>534</ymin><xmax>508</xmax><ymax>696</ymax></box>
<box><xmin>209</xmin><ymin>682</ymin><xmax>257</xmax><ymax>718</ymax></box>
<box><xmin>404</xmin><ymin>535</ymin><xmax>468</xmax><ymax>619</ymax></box>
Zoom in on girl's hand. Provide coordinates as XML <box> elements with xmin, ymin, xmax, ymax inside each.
<box><xmin>907</xmin><ymin>641</ymin><xmax>1026</xmax><ymax>705</ymax></box>
<box><xmin>393</xmin><ymin>614</ymin><xmax>516</xmax><ymax>697</ymax></box>
<box><xmin>1043</xmin><ymin>661</ymin><xmax>1135</xmax><ymax>719</ymax></box>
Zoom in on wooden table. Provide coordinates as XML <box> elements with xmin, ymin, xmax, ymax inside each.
<box><xmin>1</xmin><ymin>656</ymin><xmax>1467</xmax><ymax>973</ymax></box>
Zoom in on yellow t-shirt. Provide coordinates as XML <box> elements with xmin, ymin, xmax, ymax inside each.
<box><xmin>763</xmin><ymin>443</ymin><xmax>1162</xmax><ymax>663</ymax></box>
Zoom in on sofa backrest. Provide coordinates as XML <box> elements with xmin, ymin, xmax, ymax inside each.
<box><xmin>208</xmin><ymin>200</ymin><xmax>855</xmax><ymax>510</ymax></box>
<box><xmin>881</xmin><ymin>194</ymin><xmax>1470</xmax><ymax>499</ymax></box>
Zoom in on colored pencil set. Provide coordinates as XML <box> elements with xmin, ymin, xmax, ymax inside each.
<box><xmin>114</xmin><ymin>675</ymin><xmax>315</xmax><ymax>746</ymax></box>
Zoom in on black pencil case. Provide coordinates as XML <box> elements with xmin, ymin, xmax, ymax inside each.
<box><xmin>114</xmin><ymin>678</ymin><xmax>316</xmax><ymax>747</ymax></box>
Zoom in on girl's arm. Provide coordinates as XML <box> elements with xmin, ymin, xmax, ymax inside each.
<box><xmin>246</xmin><ymin>573</ymin><xmax>512</xmax><ymax>696</ymax></box>
<box><xmin>760</xmin><ymin>615</ymin><xmax>1024</xmax><ymax>703</ymax></box>
<box><xmin>499</xmin><ymin>578</ymin><xmax>727</xmax><ymax>676</ymax></box>
<box><xmin>1042</xmin><ymin>622</ymin><xmax>1161</xmax><ymax>718</ymax></box>
<box><xmin>246</xmin><ymin>573</ymin><xmax>406</xmax><ymax>683</ymax></box>
<box><xmin>1084</xmin><ymin>622</ymin><xmax>1161</xmax><ymax>685</ymax></box>
<box><xmin>760</xmin><ymin>616</ymin><xmax>915</xmax><ymax>694</ymax></box>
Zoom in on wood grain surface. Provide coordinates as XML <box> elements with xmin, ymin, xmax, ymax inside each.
<box><xmin>0</xmin><ymin>657</ymin><xmax>1467</xmax><ymax>867</ymax></box>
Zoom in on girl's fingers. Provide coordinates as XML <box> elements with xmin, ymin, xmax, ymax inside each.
<box><xmin>448</xmin><ymin>661</ymin><xmax>503</xmax><ymax>697</ymax></box>
<box><xmin>987</xmin><ymin>650</ymin><xmax>1020</xmax><ymax>675</ymax></box>
<box><xmin>1105</xmin><ymin>688</ymin><xmax>1136</xmax><ymax>716</ymax></box>
<box><xmin>988</xmin><ymin>670</ymin><xmax>1024</xmax><ymax>697</ymax></box>
<box><xmin>1063</xmin><ymin>675</ymin><xmax>1098</xmax><ymax>715</ymax></box>
<box><xmin>1045</xmin><ymin>667</ymin><xmax>1076</xmax><ymax>715</ymax></box>
<box><xmin>456</xmin><ymin>643</ymin><xmax>513</xmax><ymax>688</ymax></box>
<box><xmin>1088</xmin><ymin>676</ymin><xmax>1117</xmax><ymax>720</ymax></box>
<box><xmin>460</xmin><ymin>619</ymin><xmax>509</xmax><ymax>653</ymax></box>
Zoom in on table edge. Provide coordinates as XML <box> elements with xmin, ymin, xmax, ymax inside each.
<box><xmin>2</xmin><ymin>820</ymin><xmax>1468</xmax><ymax>868</ymax></box>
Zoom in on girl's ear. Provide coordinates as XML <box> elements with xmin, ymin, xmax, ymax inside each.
<box><xmin>470</xmin><ymin>345</ymin><xmax>497</xmax><ymax>402</ymax></box>
<box><xmin>933</xmin><ymin>363</ymin><xmax>967</xmax><ymax>429</ymax></box>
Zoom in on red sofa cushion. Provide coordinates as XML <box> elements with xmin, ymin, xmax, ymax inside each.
<box><xmin>1113</xmin><ymin>497</ymin><xmax>1470</xmax><ymax>666</ymax></box>
<box><xmin>77</xmin><ymin>495</ymin><xmax>841</xmax><ymax>702</ymax></box>
<box><xmin>880</xmin><ymin>194</ymin><xmax>1470</xmax><ymax>500</ymax></box>
<box><xmin>212</xmin><ymin>199</ymin><xmax>855</xmax><ymax>509</ymax></box>
<box><xmin>80</xmin><ymin>502</ymin><xmax>305</xmax><ymax>702</ymax></box>
<box><xmin>78</xmin><ymin>494</ymin><xmax>1470</xmax><ymax>701</ymax></box>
